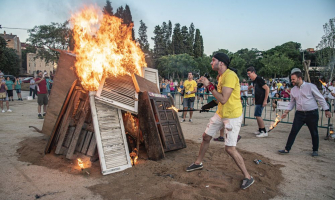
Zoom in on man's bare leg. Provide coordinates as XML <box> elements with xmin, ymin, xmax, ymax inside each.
<box><xmin>190</xmin><ymin>109</ymin><xmax>194</xmax><ymax>119</ymax></box>
<box><xmin>194</xmin><ymin>133</ymin><xmax>212</xmax><ymax>164</ymax></box>
<box><xmin>225</xmin><ymin>146</ymin><xmax>251</xmax><ymax>179</ymax></box>
<box><xmin>183</xmin><ymin>107</ymin><xmax>187</xmax><ymax>119</ymax></box>
<box><xmin>43</xmin><ymin>105</ymin><xmax>47</xmax><ymax>113</ymax></box>
<box><xmin>6</xmin><ymin>100</ymin><xmax>9</xmax><ymax>110</ymax></box>
<box><xmin>38</xmin><ymin>105</ymin><xmax>41</xmax><ymax>114</ymax></box>
<box><xmin>256</xmin><ymin>116</ymin><xmax>265</xmax><ymax>129</ymax></box>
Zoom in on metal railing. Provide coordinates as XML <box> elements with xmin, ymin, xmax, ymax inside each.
<box><xmin>165</xmin><ymin>92</ymin><xmax>330</xmax><ymax>129</ymax></box>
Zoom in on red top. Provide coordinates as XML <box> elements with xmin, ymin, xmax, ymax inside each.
<box><xmin>35</xmin><ymin>78</ymin><xmax>47</xmax><ymax>94</ymax></box>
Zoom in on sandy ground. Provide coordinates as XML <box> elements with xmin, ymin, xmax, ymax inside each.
<box><xmin>0</xmin><ymin>91</ymin><xmax>335</xmax><ymax>200</ymax></box>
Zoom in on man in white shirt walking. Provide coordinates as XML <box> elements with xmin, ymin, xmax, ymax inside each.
<box><xmin>278</xmin><ymin>69</ymin><xmax>331</xmax><ymax>157</ymax></box>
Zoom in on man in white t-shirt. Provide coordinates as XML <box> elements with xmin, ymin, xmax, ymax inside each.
<box><xmin>328</xmin><ymin>81</ymin><xmax>335</xmax><ymax>106</ymax></box>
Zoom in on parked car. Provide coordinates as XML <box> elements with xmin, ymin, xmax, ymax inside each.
<box><xmin>3</xmin><ymin>75</ymin><xmax>15</xmax><ymax>82</ymax></box>
<box><xmin>22</xmin><ymin>77</ymin><xmax>34</xmax><ymax>83</ymax></box>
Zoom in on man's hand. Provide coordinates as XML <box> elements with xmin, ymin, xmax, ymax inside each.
<box><xmin>281</xmin><ymin>110</ymin><xmax>289</xmax><ymax>119</ymax></box>
<box><xmin>262</xmin><ymin>101</ymin><xmax>267</xmax><ymax>107</ymax></box>
<box><xmin>331</xmin><ymin>93</ymin><xmax>335</xmax><ymax>97</ymax></box>
<box><xmin>325</xmin><ymin>111</ymin><xmax>332</xmax><ymax>118</ymax></box>
<box><xmin>199</xmin><ymin>76</ymin><xmax>210</xmax><ymax>87</ymax></box>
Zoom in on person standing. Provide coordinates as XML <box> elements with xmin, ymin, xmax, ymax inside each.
<box><xmin>162</xmin><ymin>79</ymin><xmax>170</xmax><ymax>96</ymax></box>
<box><xmin>169</xmin><ymin>79</ymin><xmax>175</xmax><ymax>98</ymax></box>
<box><xmin>179</xmin><ymin>80</ymin><xmax>184</xmax><ymax>104</ymax></box>
<box><xmin>280</xmin><ymin>82</ymin><xmax>290</xmax><ymax>101</ymax></box>
<box><xmin>5</xmin><ymin>77</ymin><xmax>14</xmax><ymax>101</ymax></box>
<box><xmin>181</xmin><ymin>72</ymin><xmax>197</xmax><ymax>123</ymax></box>
<box><xmin>14</xmin><ymin>77</ymin><xmax>23</xmax><ymax>101</ymax></box>
<box><xmin>0</xmin><ymin>77</ymin><xmax>11</xmax><ymax>112</ymax></box>
<box><xmin>35</xmin><ymin>71</ymin><xmax>48</xmax><ymax>119</ymax></box>
<box><xmin>29</xmin><ymin>78</ymin><xmax>37</xmax><ymax>99</ymax></box>
<box><xmin>186</xmin><ymin>53</ymin><xmax>253</xmax><ymax>189</ymax></box>
<box><xmin>279</xmin><ymin>69</ymin><xmax>331</xmax><ymax>157</ymax></box>
<box><xmin>45</xmin><ymin>73</ymin><xmax>53</xmax><ymax>96</ymax></box>
<box><xmin>247</xmin><ymin>67</ymin><xmax>270</xmax><ymax>137</ymax></box>
<box><xmin>240</xmin><ymin>79</ymin><xmax>248</xmax><ymax>105</ymax></box>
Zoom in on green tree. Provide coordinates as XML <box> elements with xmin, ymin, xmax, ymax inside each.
<box><xmin>260</xmin><ymin>53</ymin><xmax>294</xmax><ymax>78</ymax></box>
<box><xmin>103</xmin><ymin>0</ymin><xmax>114</xmax><ymax>16</ymax></box>
<box><xmin>0</xmin><ymin>37</ymin><xmax>20</xmax><ymax>75</ymax></box>
<box><xmin>157</xmin><ymin>54</ymin><xmax>197</xmax><ymax>79</ymax></box>
<box><xmin>316</xmin><ymin>17</ymin><xmax>335</xmax><ymax>75</ymax></box>
<box><xmin>27</xmin><ymin>21</ymin><xmax>71</xmax><ymax>63</ymax></box>
<box><xmin>187</xmin><ymin>23</ymin><xmax>195</xmax><ymax>56</ymax></box>
<box><xmin>172</xmin><ymin>23</ymin><xmax>183</xmax><ymax>55</ymax></box>
<box><xmin>181</xmin><ymin>26</ymin><xmax>189</xmax><ymax>54</ymax></box>
<box><xmin>137</xmin><ymin>20</ymin><xmax>149</xmax><ymax>53</ymax></box>
<box><xmin>193</xmin><ymin>29</ymin><xmax>203</xmax><ymax>58</ymax></box>
<box><xmin>151</xmin><ymin>25</ymin><xmax>165</xmax><ymax>59</ymax></box>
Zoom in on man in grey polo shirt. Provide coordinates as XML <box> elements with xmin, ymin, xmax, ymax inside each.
<box><xmin>279</xmin><ymin>68</ymin><xmax>331</xmax><ymax>157</ymax></box>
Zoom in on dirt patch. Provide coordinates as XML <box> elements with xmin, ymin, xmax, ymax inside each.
<box><xmin>17</xmin><ymin>136</ymin><xmax>283</xmax><ymax>200</ymax></box>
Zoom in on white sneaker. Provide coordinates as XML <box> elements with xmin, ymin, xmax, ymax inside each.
<box><xmin>1</xmin><ymin>110</ymin><xmax>5</xmax><ymax>113</ymax></box>
<box><xmin>256</xmin><ymin>131</ymin><xmax>268</xmax><ymax>138</ymax></box>
<box><xmin>7</xmin><ymin>109</ymin><xmax>12</xmax><ymax>112</ymax></box>
<box><xmin>189</xmin><ymin>119</ymin><xmax>193</xmax><ymax>122</ymax></box>
<box><xmin>180</xmin><ymin>119</ymin><xmax>186</xmax><ymax>123</ymax></box>
<box><xmin>254</xmin><ymin>131</ymin><xmax>260</xmax><ymax>135</ymax></box>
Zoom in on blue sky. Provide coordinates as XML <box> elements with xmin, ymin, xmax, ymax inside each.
<box><xmin>0</xmin><ymin>0</ymin><xmax>334</xmax><ymax>55</ymax></box>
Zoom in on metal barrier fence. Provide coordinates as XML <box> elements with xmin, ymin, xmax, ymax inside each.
<box><xmin>166</xmin><ymin>92</ymin><xmax>330</xmax><ymax>130</ymax></box>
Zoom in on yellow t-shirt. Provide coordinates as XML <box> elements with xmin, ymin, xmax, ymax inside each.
<box><xmin>216</xmin><ymin>69</ymin><xmax>242</xmax><ymax>119</ymax></box>
<box><xmin>183</xmin><ymin>80</ymin><xmax>197</xmax><ymax>98</ymax></box>
<box><xmin>277</xmin><ymin>82</ymin><xmax>282</xmax><ymax>91</ymax></box>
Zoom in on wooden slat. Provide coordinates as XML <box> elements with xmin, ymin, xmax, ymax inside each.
<box><xmin>66</xmin><ymin>95</ymin><xmax>90</xmax><ymax>159</ymax></box>
<box><xmin>81</xmin><ymin>131</ymin><xmax>93</xmax><ymax>154</ymax></box>
<box><xmin>86</xmin><ymin>134</ymin><xmax>97</xmax><ymax>156</ymax></box>
<box><xmin>42</xmin><ymin>50</ymin><xmax>78</xmax><ymax>137</ymax></box>
<box><xmin>75</xmin><ymin>129</ymin><xmax>88</xmax><ymax>152</ymax></box>
<box><xmin>63</xmin><ymin>126</ymin><xmax>75</xmax><ymax>148</ymax></box>
<box><xmin>138</xmin><ymin>91</ymin><xmax>165</xmax><ymax>160</ymax></box>
<box><xmin>54</xmin><ymin>90</ymin><xmax>80</xmax><ymax>154</ymax></box>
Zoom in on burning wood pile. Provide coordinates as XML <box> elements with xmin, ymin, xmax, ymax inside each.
<box><xmin>42</xmin><ymin>7</ymin><xmax>186</xmax><ymax>175</ymax></box>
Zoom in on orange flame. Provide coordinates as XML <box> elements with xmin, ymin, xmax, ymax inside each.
<box><xmin>167</xmin><ymin>105</ymin><xmax>179</xmax><ymax>112</ymax></box>
<box><xmin>130</xmin><ymin>149</ymin><xmax>138</xmax><ymax>166</ymax></box>
<box><xmin>77</xmin><ymin>158</ymin><xmax>84</xmax><ymax>169</ymax></box>
<box><xmin>71</xmin><ymin>6</ymin><xmax>146</xmax><ymax>91</ymax></box>
<box><xmin>269</xmin><ymin>114</ymin><xmax>281</xmax><ymax>130</ymax></box>
<box><xmin>178</xmin><ymin>87</ymin><xmax>182</xmax><ymax>93</ymax></box>
<box><xmin>319</xmin><ymin>79</ymin><xmax>327</xmax><ymax>87</ymax></box>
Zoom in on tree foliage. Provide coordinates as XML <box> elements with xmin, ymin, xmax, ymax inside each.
<box><xmin>27</xmin><ymin>21</ymin><xmax>71</xmax><ymax>63</ymax></box>
<box><xmin>137</xmin><ymin>20</ymin><xmax>149</xmax><ymax>53</ymax></box>
<box><xmin>102</xmin><ymin>0</ymin><xmax>114</xmax><ymax>16</ymax></box>
<box><xmin>316</xmin><ymin>17</ymin><xmax>335</xmax><ymax>67</ymax></box>
<box><xmin>260</xmin><ymin>53</ymin><xmax>294</xmax><ymax>78</ymax></box>
<box><xmin>157</xmin><ymin>54</ymin><xmax>197</xmax><ymax>79</ymax></box>
<box><xmin>0</xmin><ymin>37</ymin><xmax>20</xmax><ymax>76</ymax></box>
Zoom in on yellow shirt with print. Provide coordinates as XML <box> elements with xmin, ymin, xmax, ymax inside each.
<box><xmin>216</xmin><ymin>69</ymin><xmax>242</xmax><ymax>119</ymax></box>
<box><xmin>183</xmin><ymin>80</ymin><xmax>197</xmax><ymax>98</ymax></box>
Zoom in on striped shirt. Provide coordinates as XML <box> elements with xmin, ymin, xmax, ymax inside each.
<box><xmin>287</xmin><ymin>82</ymin><xmax>329</xmax><ymax>111</ymax></box>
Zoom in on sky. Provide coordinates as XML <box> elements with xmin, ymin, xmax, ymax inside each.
<box><xmin>0</xmin><ymin>0</ymin><xmax>334</xmax><ymax>55</ymax></box>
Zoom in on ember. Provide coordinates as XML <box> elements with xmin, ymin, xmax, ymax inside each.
<box><xmin>71</xmin><ymin>6</ymin><xmax>146</xmax><ymax>91</ymax></box>
<box><xmin>129</xmin><ymin>148</ymin><xmax>138</xmax><ymax>166</ymax></box>
<box><xmin>77</xmin><ymin>158</ymin><xmax>84</xmax><ymax>170</ymax></box>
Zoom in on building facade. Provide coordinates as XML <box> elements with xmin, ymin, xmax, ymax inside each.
<box><xmin>27</xmin><ymin>52</ymin><xmax>56</xmax><ymax>75</ymax></box>
<box><xmin>0</xmin><ymin>31</ymin><xmax>22</xmax><ymax>71</ymax></box>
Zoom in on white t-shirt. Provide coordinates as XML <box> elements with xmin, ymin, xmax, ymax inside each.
<box><xmin>328</xmin><ymin>85</ymin><xmax>335</xmax><ymax>99</ymax></box>
<box><xmin>240</xmin><ymin>85</ymin><xmax>248</xmax><ymax>96</ymax></box>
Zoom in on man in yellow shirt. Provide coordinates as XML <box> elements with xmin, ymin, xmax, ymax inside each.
<box><xmin>186</xmin><ymin>53</ymin><xmax>254</xmax><ymax>190</ymax></box>
<box><xmin>181</xmin><ymin>72</ymin><xmax>197</xmax><ymax>123</ymax></box>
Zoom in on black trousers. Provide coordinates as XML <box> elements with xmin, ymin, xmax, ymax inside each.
<box><xmin>30</xmin><ymin>88</ymin><xmax>36</xmax><ymax>99</ymax></box>
<box><xmin>285</xmin><ymin>109</ymin><xmax>319</xmax><ymax>151</ymax></box>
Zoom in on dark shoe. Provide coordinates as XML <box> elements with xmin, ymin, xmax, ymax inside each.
<box><xmin>241</xmin><ymin>176</ymin><xmax>254</xmax><ymax>189</ymax></box>
<box><xmin>214</xmin><ymin>136</ymin><xmax>225</xmax><ymax>142</ymax></box>
<box><xmin>38</xmin><ymin>114</ymin><xmax>44</xmax><ymax>119</ymax></box>
<box><xmin>312</xmin><ymin>151</ymin><xmax>318</xmax><ymax>157</ymax></box>
<box><xmin>237</xmin><ymin>135</ymin><xmax>242</xmax><ymax>142</ymax></box>
<box><xmin>278</xmin><ymin>149</ymin><xmax>289</xmax><ymax>154</ymax></box>
<box><xmin>43</xmin><ymin>113</ymin><xmax>46</xmax><ymax>116</ymax></box>
<box><xmin>186</xmin><ymin>163</ymin><xmax>203</xmax><ymax>172</ymax></box>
